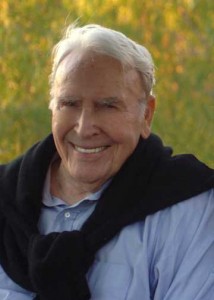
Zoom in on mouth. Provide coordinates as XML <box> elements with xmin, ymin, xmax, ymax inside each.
<box><xmin>73</xmin><ymin>144</ymin><xmax>109</xmax><ymax>154</ymax></box>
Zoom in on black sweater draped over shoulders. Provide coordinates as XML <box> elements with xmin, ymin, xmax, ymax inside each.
<box><xmin>0</xmin><ymin>133</ymin><xmax>213</xmax><ymax>300</ymax></box>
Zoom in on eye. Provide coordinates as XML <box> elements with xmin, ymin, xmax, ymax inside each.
<box><xmin>99</xmin><ymin>99</ymin><xmax>119</xmax><ymax>110</ymax></box>
<box><xmin>57</xmin><ymin>98</ymin><xmax>80</xmax><ymax>110</ymax></box>
<box><xmin>63</xmin><ymin>100</ymin><xmax>76</xmax><ymax>106</ymax></box>
<box><xmin>103</xmin><ymin>102</ymin><xmax>116</xmax><ymax>109</ymax></box>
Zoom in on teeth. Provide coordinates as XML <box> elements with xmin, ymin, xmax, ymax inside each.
<box><xmin>74</xmin><ymin>145</ymin><xmax>106</xmax><ymax>154</ymax></box>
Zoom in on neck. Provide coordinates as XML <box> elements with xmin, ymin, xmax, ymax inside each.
<box><xmin>50</xmin><ymin>159</ymin><xmax>103</xmax><ymax>205</ymax></box>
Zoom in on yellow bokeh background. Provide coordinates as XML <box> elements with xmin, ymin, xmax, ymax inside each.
<box><xmin>0</xmin><ymin>0</ymin><xmax>213</xmax><ymax>167</ymax></box>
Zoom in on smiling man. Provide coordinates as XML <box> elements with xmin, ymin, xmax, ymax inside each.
<box><xmin>0</xmin><ymin>24</ymin><xmax>213</xmax><ymax>300</ymax></box>
<box><xmin>50</xmin><ymin>50</ymin><xmax>154</xmax><ymax>204</ymax></box>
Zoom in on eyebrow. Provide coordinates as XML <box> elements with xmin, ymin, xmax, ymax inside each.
<box><xmin>97</xmin><ymin>97</ymin><xmax>123</xmax><ymax>105</ymax></box>
<box><xmin>57</xmin><ymin>95</ymin><xmax>82</xmax><ymax>102</ymax></box>
<box><xmin>56</xmin><ymin>96</ymin><xmax>124</xmax><ymax>107</ymax></box>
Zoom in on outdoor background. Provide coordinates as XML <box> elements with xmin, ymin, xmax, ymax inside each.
<box><xmin>0</xmin><ymin>0</ymin><xmax>213</xmax><ymax>166</ymax></box>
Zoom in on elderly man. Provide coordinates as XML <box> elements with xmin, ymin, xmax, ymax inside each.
<box><xmin>0</xmin><ymin>24</ymin><xmax>213</xmax><ymax>300</ymax></box>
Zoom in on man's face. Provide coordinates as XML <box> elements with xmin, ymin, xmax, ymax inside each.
<box><xmin>51</xmin><ymin>51</ymin><xmax>155</xmax><ymax>187</ymax></box>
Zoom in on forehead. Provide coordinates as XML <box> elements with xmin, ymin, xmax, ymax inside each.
<box><xmin>53</xmin><ymin>51</ymin><xmax>144</xmax><ymax>100</ymax></box>
<box><xmin>55</xmin><ymin>51</ymin><xmax>139</xmax><ymax>83</ymax></box>
<box><xmin>55</xmin><ymin>51</ymin><xmax>120</xmax><ymax>83</ymax></box>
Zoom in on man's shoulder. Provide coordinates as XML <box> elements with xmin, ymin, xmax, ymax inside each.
<box><xmin>141</xmin><ymin>188</ymin><xmax>214</xmax><ymax>252</ymax></box>
<box><xmin>115</xmin><ymin>188</ymin><xmax>214</xmax><ymax>251</ymax></box>
<box><xmin>147</xmin><ymin>188</ymin><xmax>214</xmax><ymax>228</ymax></box>
<box><xmin>165</xmin><ymin>187</ymin><xmax>213</xmax><ymax>215</ymax></box>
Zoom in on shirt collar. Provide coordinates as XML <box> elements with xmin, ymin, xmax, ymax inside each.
<box><xmin>42</xmin><ymin>165</ymin><xmax>111</xmax><ymax>208</ymax></box>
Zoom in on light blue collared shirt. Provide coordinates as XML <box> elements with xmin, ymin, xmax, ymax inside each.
<box><xmin>0</xmin><ymin>168</ymin><xmax>214</xmax><ymax>300</ymax></box>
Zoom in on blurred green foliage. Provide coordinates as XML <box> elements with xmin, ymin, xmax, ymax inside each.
<box><xmin>0</xmin><ymin>0</ymin><xmax>213</xmax><ymax>166</ymax></box>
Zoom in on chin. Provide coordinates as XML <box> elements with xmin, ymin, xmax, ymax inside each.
<box><xmin>73</xmin><ymin>171</ymin><xmax>109</xmax><ymax>186</ymax></box>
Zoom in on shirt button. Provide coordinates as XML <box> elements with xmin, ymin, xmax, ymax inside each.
<box><xmin>64</xmin><ymin>211</ymin><xmax>71</xmax><ymax>218</ymax></box>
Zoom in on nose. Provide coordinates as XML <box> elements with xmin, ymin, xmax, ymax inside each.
<box><xmin>74</xmin><ymin>108</ymin><xmax>100</xmax><ymax>138</ymax></box>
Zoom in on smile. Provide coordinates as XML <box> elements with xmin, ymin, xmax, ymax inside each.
<box><xmin>74</xmin><ymin>145</ymin><xmax>108</xmax><ymax>154</ymax></box>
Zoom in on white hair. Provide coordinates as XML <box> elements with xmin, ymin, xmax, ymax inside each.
<box><xmin>49</xmin><ymin>24</ymin><xmax>155</xmax><ymax>110</ymax></box>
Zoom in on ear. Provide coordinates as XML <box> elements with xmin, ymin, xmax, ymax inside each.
<box><xmin>141</xmin><ymin>95</ymin><xmax>156</xmax><ymax>139</ymax></box>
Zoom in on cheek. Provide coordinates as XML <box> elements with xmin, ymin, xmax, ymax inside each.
<box><xmin>52</xmin><ymin>117</ymin><xmax>62</xmax><ymax>139</ymax></box>
<box><xmin>111</xmin><ymin>114</ymin><xmax>143</xmax><ymax>143</ymax></box>
<box><xmin>52</xmin><ymin>112</ymin><xmax>72</xmax><ymax>138</ymax></box>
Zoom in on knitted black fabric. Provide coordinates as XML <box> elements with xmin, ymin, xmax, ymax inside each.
<box><xmin>0</xmin><ymin>134</ymin><xmax>213</xmax><ymax>300</ymax></box>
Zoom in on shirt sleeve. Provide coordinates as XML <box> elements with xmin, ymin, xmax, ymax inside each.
<box><xmin>0</xmin><ymin>265</ymin><xmax>35</xmax><ymax>300</ymax></box>
<box><xmin>148</xmin><ymin>188</ymin><xmax>214</xmax><ymax>300</ymax></box>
